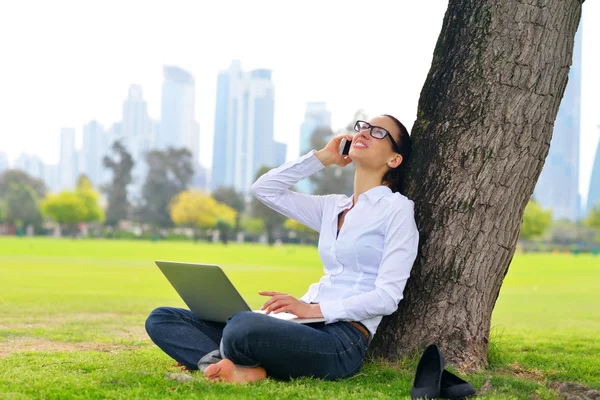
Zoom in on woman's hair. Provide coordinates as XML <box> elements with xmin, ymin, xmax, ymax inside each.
<box><xmin>380</xmin><ymin>114</ymin><xmax>412</xmax><ymax>194</ymax></box>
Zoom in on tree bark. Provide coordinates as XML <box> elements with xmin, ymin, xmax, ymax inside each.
<box><xmin>370</xmin><ymin>0</ymin><xmax>582</xmax><ymax>369</ymax></box>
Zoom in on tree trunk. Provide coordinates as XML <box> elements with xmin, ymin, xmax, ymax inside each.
<box><xmin>265</xmin><ymin>223</ymin><xmax>276</xmax><ymax>245</ymax></box>
<box><xmin>370</xmin><ymin>0</ymin><xmax>582</xmax><ymax>369</ymax></box>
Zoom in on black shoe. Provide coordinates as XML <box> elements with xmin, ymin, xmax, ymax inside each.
<box><xmin>440</xmin><ymin>369</ymin><xmax>476</xmax><ymax>399</ymax></box>
<box><xmin>411</xmin><ymin>344</ymin><xmax>445</xmax><ymax>399</ymax></box>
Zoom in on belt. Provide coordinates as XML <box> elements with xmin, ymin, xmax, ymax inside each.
<box><xmin>348</xmin><ymin>321</ymin><xmax>370</xmax><ymax>342</ymax></box>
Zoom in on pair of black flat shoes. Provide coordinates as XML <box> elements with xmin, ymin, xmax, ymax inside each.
<box><xmin>411</xmin><ymin>344</ymin><xmax>476</xmax><ymax>399</ymax></box>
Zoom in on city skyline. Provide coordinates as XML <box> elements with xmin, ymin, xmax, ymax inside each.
<box><xmin>533</xmin><ymin>21</ymin><xmax>583</xmax><ymax>221</ymax></box>
<box><xmin>211</xmin><ymin>61</ymin><xmax>285</xmax><ymax>194</ymax></box>
<box><xmin>1</xmin><ymin>1</ymin><xmax>599</xmax><ymax>204</ymax></box>
<box><xmin>3</xmin><ymin>54</ymin><xmax>599</xmax><ymax>211</ymax></box>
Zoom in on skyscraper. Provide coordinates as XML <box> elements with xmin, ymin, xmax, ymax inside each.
<box><xmin>274</xmin><ymin>141</ymin><xmax>287</xmax><ymax>167</ymax></box>
<box><xmin>158</xmin><ymin>66</ymin><xmax>199</xmax><ymax>165</ymax></box>
<box><xmin>533</xmin><ymin>21</ymin><xmax>582</xmax><ymax>221</ymax></box>
<box><xmin>14</xmin><ymin>153</ymin><xmax>44</xmax><ymax>180</ymax></box>
<box><xmin>11</xmin><ymin>153</ymin><xmax>58</xmax><ymax>192</ymax></box>
<box><xmin>211</xmin><ymin>61</ymin><xmax>276</xmax><ymax>193</ymax></box>
<box><xmin>297</xmin><ymin>102</ymin><xmax>332</xmax><ymax>193</ymax></box>
<box><xmin>42</xmin><ymin>164</ymin><xmax>59</xmax><ymax>193</ymax></box>
<box><xmin>192</xmin><ymin>165</ymin><xmax>211</xmax><ymax>193</ymax></box>
<box><xmin>299</xmin><ymin>102</ymin><xmax>331</xmax><ymax>155</ymax></box>
<box><xmin>59</xmin><ymin>128</ymin><xmax>77</xmax><ymax>189</ymax></box>
<box><xmin>586</xmin><ymin>126</ymin><xmax>600</xmax><ymax>215</ymax></box>
<box><xmin>120</xmin><ymin>85</ymin><xmax>158</xmax><ymax>196</ymax></box>
<box><xmin>81</xmin><ymin>120</ymin><xmax>106</xmax><ymax>187</ymax></box>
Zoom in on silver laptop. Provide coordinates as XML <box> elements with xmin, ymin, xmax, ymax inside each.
<box><xmin>155</xmin><ymin>260</ymin><xmax>327</xmax><ymax>324</ymax></box>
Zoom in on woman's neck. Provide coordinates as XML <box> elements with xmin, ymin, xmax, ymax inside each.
<box><xmin>351</xmin><ymin>165</ymin><xmax>385</xmax><ymax>206</ymax></box>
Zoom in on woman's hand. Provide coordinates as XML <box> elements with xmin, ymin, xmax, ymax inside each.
<box><xmin>314</xmin><ymin>134</ymin><xmax>354</xmax><ymax>167</ymax></box>
<box><xmin>258</xmin><ymin>291</ymin><xmax>324</xmax><ymax>318</ymax></box>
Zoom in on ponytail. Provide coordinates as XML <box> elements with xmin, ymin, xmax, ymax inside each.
<box><xmin>381</xmin><ymin>114</ymin><xmax>412</xmax><ymax>194</ymax></box>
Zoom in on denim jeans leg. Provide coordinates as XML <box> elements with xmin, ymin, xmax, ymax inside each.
<box><xmin>145</xmin><ymin>306</ymin><xmax>226</xmax><ymax>370</ymax></box>
<box><xmin>221</xmin><ymin>311</ymin><xmax>368</xmax><ymax>380</ymax></box>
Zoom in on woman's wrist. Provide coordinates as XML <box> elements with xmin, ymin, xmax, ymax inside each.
<box><xmin>309</xmin><ymin>304</ymin><xmax>324</xmax><ymax>318</ymax></box>
<box><xmin>315</xmin><ymin>149</ymin><xmax>334</xmax><ymax>167</ymax></box>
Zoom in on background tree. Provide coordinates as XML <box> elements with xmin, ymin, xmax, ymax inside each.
<box><xmin>284</xmin><ymin>218</ymin><xmax>318</xmax><ymax>244</ymax></box>
<box><xmin>102</xmin><ymin>140</ymin><xmax>134</xmax><ymax>230</ymax></box>
<box><xmin>250</xmin><ymin>165</ymin><xmax>286</xmax><ymax>245</ymax></box>
<box><xmin>137</xmin><ymin>148</ymin><xmax>194</xmax><ymax>230</ymax></box>
<box><xmin>548</xmin><ymin>219</ymin><xmax>579</xmax><ymax>246</ymax></box>
<box><xmin>41</xmin><ymin>192</ymin><xmax>87</xmax><ymax>236</ymax></box>
<box><xmin>215</xmin><ymin>203</ymin><xmax>237</xmax><ymax>244</ymax></box>
<box><xmin>240</xmin><ymin>216</ymin><xmax>264</xmax><ymax>241</ymax></box>
<box><xmin>584</xmin><ymin>204</ymin><xmax>600</xmax><ymax>230</ymax></box>
<box><xmin>169</xmin><ymin>189</ymin><xmax>236</xmax><ymax>243</ymax></box>
<box><xmin>0</xmin><ymin>169</ymin><xmax>46</xmax><ymax>199</ymax></box>
<box><xmin>3</xmin><ymin>183</ymin><xmax>42</xmax><ymax>231</ymax></box>
<box><xmin>169</xmin><ymin>189</ymin><xmax>220</xmax><ymax>240</ymax></box>
<box><xmin>76</xmin><ymin>175</ymin><xmax>105</xmax><ymax>225</ymax></box>
<box><xmin>519</xmin><ymin>200</ymin><xmax>552</xmax><ymax>240</ymax></box>
<box><xmin>211</xmin><ymin>186</ymin><xmax>246</xmax><ymax>233</ymax></box>
<box><xmin>369</xmin><ymin>0</ymin><xmax>583</xmax><ymax>368</ymax></box>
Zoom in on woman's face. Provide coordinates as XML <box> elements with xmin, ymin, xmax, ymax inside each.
<box><xmin>348</xmin><ymin>115</ymin><xmax>403</xmax><ymax>171</ymax></box>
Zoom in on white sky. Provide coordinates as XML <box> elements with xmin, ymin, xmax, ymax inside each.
<box><xmin>0</xmin><ymin>0</ymin><xmax>598</xmax><ymax>203</ymax></box>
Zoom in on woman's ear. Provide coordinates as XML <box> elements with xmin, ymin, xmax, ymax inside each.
<box><xmin>389</xmin><ymin>154</ymin><xmax>403</xmax><ymax>169</ymax></box>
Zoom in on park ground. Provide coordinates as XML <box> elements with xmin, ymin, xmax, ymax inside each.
<box><xmin>0</xmin><ymin>237</ymin><xmax>598</xmax><ymax>399</ymax></box>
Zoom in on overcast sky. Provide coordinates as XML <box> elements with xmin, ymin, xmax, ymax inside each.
<box><xmin>0</xmin><ymin>0</ymin><xmax>598</xmax><ymax>203</ymax></box>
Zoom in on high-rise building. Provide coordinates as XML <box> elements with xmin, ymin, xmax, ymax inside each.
<box><xmin>0</xmin><ymin>152</ymin><xmax>10</xmax><ymax>175</ymax></box>
<box><xmin>192</xmin><ymin>165</ymin><xmax>211</xmax><ymax>193</ymax></box>
<box><xmin>59</xmin><ymin>128</ymin><xmax>77</xmax><ymax>189</ymax></box>
<box><xmin>274</xmin><ymin>141</ymin><xmax>287</xmax><ymax>167</ymax></box>
<box><xmin>158</xmin><ymin>66</ymin><xmax>199</xmax><ymax>165</ymax></box>
<box><xmin>299</xmin><ymin>102</ymin><xmax>331</xmax><ymax>155</ymax></box>
<box><xmin>10</xmin><ymin>153</ymin><xmax>58</xmax><ymax>193</ymax></box>
<box><xmin>211</xmin><ymin>61</ymin><xmax>276</xmax><ymax>194</ymax></box>
<box><xmin>81</xmin><ymin>120</ymin><xmax>106</xmax><ymax>187</ymax></box>
<box><xmin>586</xmin><ymin>126</ymin><xmax>600</xmax><ymax>215</ymax></box>
<box><xmin>42</xmin><ymin>164</ymin><xmax>59</xmax><ymax>193</ymax></box>
<box><xmin>120</xmin><ymin>85</ymin><xmax>158</xmax><ymax>197</ymax></box>
<box><xmin>533</xmin><ymin>21</ymin><xmax>582</xmax><ymax>221</ymax></box>
<box><xmin>14</xmin><ymin>153</ymin><xmax>44</xmax><ymax>180</ymax></box>
<box><xmin>122</xmin><ymin>85</ymin><xmax>153</xmax><ymax>141</ymax></box>
<box><xmin>297</xmin><ymin>102</ymin><xmax>331</xmax><ymax>193</ymax></box>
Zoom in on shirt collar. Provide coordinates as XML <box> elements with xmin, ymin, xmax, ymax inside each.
<box><xmin>336</xmin><ymin>185</ymin><xmax>393</xmax><ymax>207</ymax></box>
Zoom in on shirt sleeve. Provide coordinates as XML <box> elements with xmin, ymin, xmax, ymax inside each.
<box><xmin>318</xmin><ymin>199</ymin><xmax>419</xmax><ymax>322</ymax></box>
<box><xmin>249</xmin><ymin>149</ymin><xmax>334</xmax><ymax>232</ymax></box>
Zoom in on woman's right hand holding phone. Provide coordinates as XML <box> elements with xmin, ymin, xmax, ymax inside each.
<box><xmin>315</xmin><ymin>134</ymin><xmax>354</xmax><ymax>167</ymax></box>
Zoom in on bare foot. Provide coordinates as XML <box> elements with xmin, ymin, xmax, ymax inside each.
<box><xmin>203</xmin><ymin>359</ymin><xmax>267</xmax><ymax>383</ymax></box>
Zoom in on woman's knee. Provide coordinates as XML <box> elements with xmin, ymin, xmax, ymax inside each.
<box><xmin>221</xmin><ymin>312</ymin><xmax>263</xmax><ymax>354</ymax></box>
<box><xmin>223</xmin><ymin>311</ymin><xmax>258</xmax><ymax>335</ymax></box>
<box><xmin>144</xmin><ymin>306</ymin><xmax>173</xmax><ymax>336</ymax></box>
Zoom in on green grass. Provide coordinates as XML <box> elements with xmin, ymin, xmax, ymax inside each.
<box><xmin>0</xmin><ymin>237</ymin><xmax>598</xmax><ymax>399</ymax></box>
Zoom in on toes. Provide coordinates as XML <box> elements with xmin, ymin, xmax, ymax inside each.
<box><xmin>203</xmin><ymin>365</ymin><xmax>219</xmax><ymax>377</ymax></box>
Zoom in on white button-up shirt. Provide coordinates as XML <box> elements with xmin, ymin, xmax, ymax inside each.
<box><xmin>250</xmin><ymin>149</ymin><xmax>419</xmax><ymax>337</ymax></box>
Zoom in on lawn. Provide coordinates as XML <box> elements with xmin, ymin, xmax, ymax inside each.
<box><xmin>0</xmin><ymin>237</ymin><xmax>598</xmax><ymax>399</ymax></box>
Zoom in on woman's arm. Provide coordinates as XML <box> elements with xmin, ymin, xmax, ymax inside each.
<box><xmin>317</xmin><ymin>200</ymin><xmax>419</xmax><ymax>322</ymax></box>
<box><xmin>250</xmin><ymin>135</ymin><xmax>353</xmax><ymax>232</ymax></box>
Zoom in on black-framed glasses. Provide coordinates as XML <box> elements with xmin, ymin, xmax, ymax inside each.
<box><xmin>353</xmin><ymin>120</ymin><xmax>402</xmax><ymax>154</ymax></box>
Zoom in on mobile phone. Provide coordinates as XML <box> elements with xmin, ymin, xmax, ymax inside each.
<box><xmin>338</xmin><ymin>138</ymin><xmax>352</xmax><ymax>156</ymax></box>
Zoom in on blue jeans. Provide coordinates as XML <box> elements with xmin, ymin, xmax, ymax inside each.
<box><xmin>145</xmin><ymin>307</ymin><xmax>369</xmax><ymax>380</ymax></box>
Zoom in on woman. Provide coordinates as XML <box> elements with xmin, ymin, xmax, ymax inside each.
<box><xmin>145</xmin><ymin>114</ymin><xmax>419</xmax><ymax>383</ymax></box>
